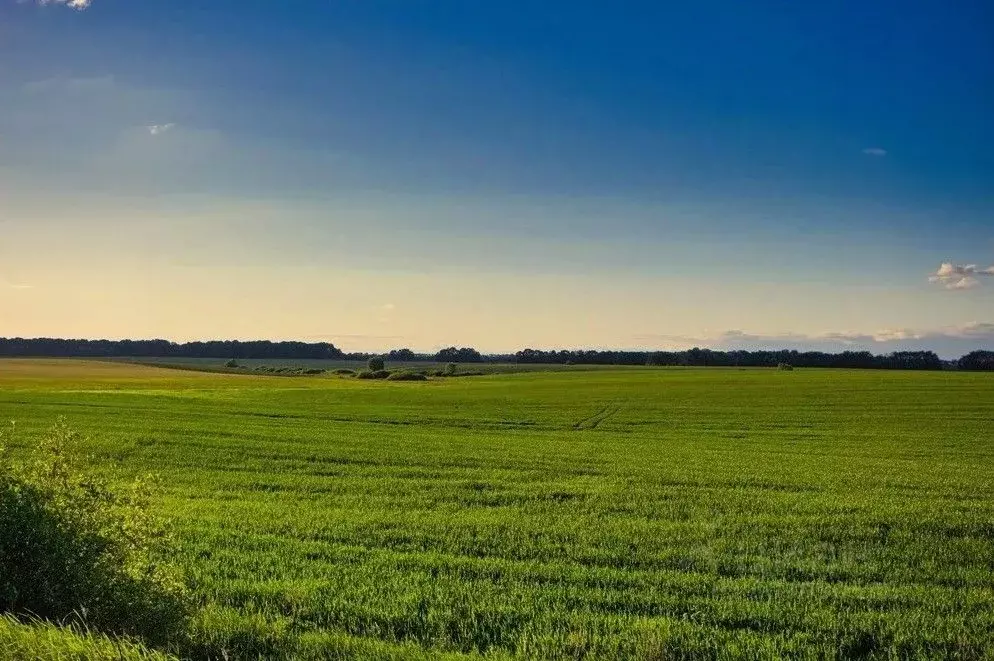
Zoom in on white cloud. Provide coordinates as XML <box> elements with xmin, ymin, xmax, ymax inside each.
<box><xmin>870</xmin><ymin>329</ymin><xmax>924</xmax><ymax>342</ymax></box>
<box><xmin>949</xmin><ymin>276</ymin><xmax>979</xmax><ymax>290</ymax></box>
<box><xmin>35</xmin><ymin>0</ymin><xmax>92</xmax><ymax>9</ymax></box>
<box><xmin>929</xmin><ymin>262</ymin><xmax>994</xmax><ymax>290</ymax></box>
<box><xmin>861</xmin><ymin>147</ymin><xmax>887</xmax><ymax>156</ymax></box>
<box><xmin>147</xmin><ymin>123</ymin><xmax>176</xmax><ymax>136</ymax></box>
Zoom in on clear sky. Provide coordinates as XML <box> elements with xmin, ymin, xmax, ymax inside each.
<box><xmin>2</xmin><ymin>0</ymin><xmax>993</xmax><ymax>356</ymax></box>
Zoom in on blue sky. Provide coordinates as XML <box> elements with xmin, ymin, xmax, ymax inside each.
<box><xmin>1</xmin><ymin>0</ymin><xmax>992</xmax><ymax>355</ymax></box>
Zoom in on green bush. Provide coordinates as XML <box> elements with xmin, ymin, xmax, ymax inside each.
<box><xmin>0</xmin><ymin>420</ymin><xmax>189</xmax><ymax>647</ymax></box>
<box><xmin>445</xmin><ymin>362</ymin><xmax>457</xmax><ymax>376</ymax></box>
<box><xmin>223</xmin><ymin>359</ymin><xmax>239</xmax><ymax>369</ymax></box>
<box><xmin>331</xmin><ymin>369</ymin><xmax>355</xmax><ymax>376</ymax></box>
<box><xmin>386</xmin><ymin>370</ymin><xmax>428</xmax><ymax>382</ymax></box>
<box><xmin>367</xmin><ymin>357</ymin><xmax>385</xmax><ymax>372</ymax></box>
<box><xmin>778</xmin><ymin>363</ymin><xmax>794</xmax><ymax>371</ymax></box>
<box><xmin>355</xmin><ymin>369</ymin><xmax>390</xmax><ymax>380</ymax></box>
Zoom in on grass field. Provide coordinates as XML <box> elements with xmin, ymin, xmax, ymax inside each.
<box><xmin>106</xmin><ymin>356</ymin><xmax>604</xmax><ymax>375</ymax></box>
<box><xmin>1</xmin><ymin>359</ymin><xmax>992</xmax><ymax>659</ymax></box>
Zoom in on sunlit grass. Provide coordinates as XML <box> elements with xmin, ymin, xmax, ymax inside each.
<box><xmin>1</xmin><ymin>360</ymin><xmax>992</xmax><ymax>658</ymax></box>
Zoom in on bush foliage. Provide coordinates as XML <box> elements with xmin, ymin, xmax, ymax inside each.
<box><xmin>0</xmin><ymin>420</ymin><xmax>189</xmax><ymax>647</ymax></box>
<box><xmin>386</xmin><ymin>370</ymin><xmax>428</xmax><ymax>382</ymax></box>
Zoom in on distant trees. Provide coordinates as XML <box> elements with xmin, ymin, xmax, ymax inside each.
<box><xmin>881</xmin><ymin>351</ymin><xmax>942</xmax><ymax>370</ymax></box>
<box><xmin>0</xmin><ymin>337</ymin><xmax>986</xmax><ymax>371</ymax></box>
<box><xmin>387</xmin><ymin>348</ymin><xmax>416</xmax><ymax>361</ymax></box>
<box><xmin>367</xmin><ymin>356</ymin><xmax>385</xmax><ymax>372</ymax></box>
<box><xmin>434</xmin><ymin>347</ymin><xmax>483</xmax><ymax>363</ymax></box>
<box><xmin>0</xmin><ymin>338</ymin><xmax>342</xmax><ymax>360</ymax></box>
<box><xmin>514</xmin><ymin>348</ymin><xmax>957</xmax><ymax>370</ymax></box>
<box><xmin>958</xmin><ymin>350</ymin><xmax>994</xmax><ymax>371</ymax></box>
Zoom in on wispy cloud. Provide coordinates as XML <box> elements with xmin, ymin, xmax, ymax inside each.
<box><xmin>22</xmin><ymin>75</ymin><xmax>115</xmax><ymax>96</ymax></box>
<box><xmin>147</xmin><ymin>123</ymin><xmax>176</xmax><ymax>136</ymax></box>
<box><xmin>1</xmin><ymin>276</ymin><xmax>32</xmax><ymax>290</ymax></box>
<box><xmin>929</xmin><ymin>262</ymin><xmax>994</xmax><ymax>290</ymax></box>
<box><xmin>861</xmin><ymin>147</ymin><xmax>887</xmax><ymax>156</ymax></box>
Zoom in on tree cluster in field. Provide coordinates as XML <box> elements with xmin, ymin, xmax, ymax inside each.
<box><xmin>1</xmin><ymin>338</ymin><xmax>992</xmax><ymax>370</ymax></box>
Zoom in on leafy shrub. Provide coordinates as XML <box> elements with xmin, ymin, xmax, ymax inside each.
<box><xmin>367</xmin><ymin>357</ymin><xmax>385</xmax><ymax>372</ymax></box>
<box><xmin>386</xmin><ymin>370</ymin><xmax>428</xmax><ymax>381</ymax></box>
<box><xmin>0</xmin><ymin>420</ymin><xmax>189</xmax><ymax>647</ymax></box>
<box><xmin>224</xmin><ymin>359</ymin><xmax>239</xmax><ymax>369</ymax></box>
<box><xmin>331</xmin><ymin>369</ymin><xmax>355</xmax><ymax>376</ymax></box>
<box><xmin>303</xmin><ymin>368</ymin><xmax>325</xmax><ymax>375</ymax></box>
<box><xmin>778</xmin><ymin>363</ymin><xmax>794</xmax><ymax>371</ymax></box>
<box><xmin>445</xmin><ymin>362</ymin><xmax>457</xmax><ymax>376</ymax></box>
<box><xmin>355</xmin><ymin>369</ymin><xmax>390</xmax><ymax>380</ymax></box>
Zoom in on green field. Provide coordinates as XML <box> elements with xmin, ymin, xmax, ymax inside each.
<box><xmin>106</xmin><ymin>356</ymin><xmax>604</xmax><ymax>375</ymax></box>
<box><xmin>1</xmin><ymin>359</ymin><xmax>993</xmax><ymax>659</ymax></box>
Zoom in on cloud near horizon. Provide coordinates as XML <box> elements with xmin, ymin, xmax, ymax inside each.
<box><xmin>632</xmin><ymin>324</ymin><xmax>994</xmax><ymax>359</ymax></box>
<box><xmin>711</xmin><ymin>323</ymin><xmax>994</xmax><ymax>358</ymax></box>
<box><xmin>929</xmin><ymin>262</ymin><xmax>994</xmax><ymax>290</ymax></box>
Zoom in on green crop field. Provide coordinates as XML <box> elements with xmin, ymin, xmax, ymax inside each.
<box><xmin>1</xmin><ymin>359</ymin><xmax>992</xmax><ymax>659</ymax></box>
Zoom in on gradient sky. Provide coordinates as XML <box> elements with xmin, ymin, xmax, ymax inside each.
<box><xmin>2</xmin><ymin>0</ymin><xmax>993</xmax><ymax>355</ymax></box>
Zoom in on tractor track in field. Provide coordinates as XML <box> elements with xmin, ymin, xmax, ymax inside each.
<box><xmin>572</xmin><ymin>403</ymin><xmax>624</xmax><ymax>430</ymax></box>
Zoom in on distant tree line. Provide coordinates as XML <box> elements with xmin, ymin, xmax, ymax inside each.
<box><xmin>514</xmin><ymin>348</ymin><xmax>994</xmax><ymax>370</ymax></box>
<box><xmin>342</xmin><ymin>347</ymin><xmax>486</xmax><ymax>363</ymax></box>
<box><xmin>0</xmin><ymin>338</ymin><xmax>991</xmax><ymax>370</ymax></box>
<box><xmin>0</xmin><ymin>338</ymin><xmax>343</xmax><ymax>359</ymax></box>
<box><xmin>516</xmin><ymin>348</ymin><xmax>952</xmax><ymax>370</ymax></box>
<box><xmin>958</xmin><ymin>350</ymin><xmax>994</xmax><ymax>371</ymax></box>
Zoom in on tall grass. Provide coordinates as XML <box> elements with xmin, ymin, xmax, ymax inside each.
<box><xmin>0</xmin><ymin>361</ymin><xmax>991</xmax><ymax>658</ymax></box>
<box><xmin>0</xmin><ymin>614</ymin><xmax>176</xmax><ymax>661</ymax></box>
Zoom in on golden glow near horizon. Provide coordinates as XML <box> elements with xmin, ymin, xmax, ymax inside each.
<box><xmin>1</xmin><ymin>191</ymin><xmax>988</xmax><ymax>355</ymax></box>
